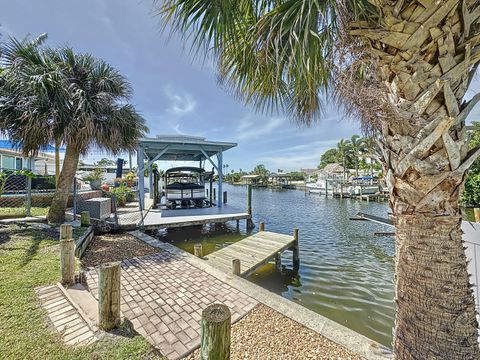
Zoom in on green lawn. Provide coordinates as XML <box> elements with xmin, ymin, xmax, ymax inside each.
<box><xmin>0</xmin><ymin>206</ymin><xmax>50</xmax><ymax>219</ymax></box>
<box><xmin>0</xmin><ymin>224</ymin><xmax>162</xmax><ymax>360</ymax></box>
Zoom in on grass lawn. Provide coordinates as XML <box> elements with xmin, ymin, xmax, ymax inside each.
<box><xmin>0</xmin><ymin>224</ymin><xmax>163</xmax><ymax>360</ymax></box>
<box><xmin>0</xmin><ymin>206</ymin><xmax>50</xmax><ymax>219</ymax></box>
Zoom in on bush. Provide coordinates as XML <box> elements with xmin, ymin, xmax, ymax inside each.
<box><xmin>463</xmin><ymin>173</ymin><xmax>480</xmax><ymax>207</ymax></box>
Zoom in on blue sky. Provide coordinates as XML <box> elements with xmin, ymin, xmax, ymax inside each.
<box><xmin>2</xmin><ymin>0</ymin><xmax>479</xmax><ymax>171</ymax></box>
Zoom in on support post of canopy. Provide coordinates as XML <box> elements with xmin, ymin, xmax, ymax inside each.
<box><xmin>137</xmin><ymin>146</ymin><xmax>145</xmax><ymax>210</ymax></box>
<box><xmin>217</xmin><ymin>151</ymin><xmax>223</xmax><ymax>207</ymax></box>
<box><xmin>148</xmin><ymin>163</ymin><xmax>153</xmax><ymax>199</ymax></box>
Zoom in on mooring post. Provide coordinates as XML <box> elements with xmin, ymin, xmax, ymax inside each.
<box><xmin>201</xmin><ymin>304</ymin><xmax>231</xmax><ymax>360</ymax></box>
<box><xmin>223</xmin><ymin>191</ymin><xmax>227</xmax><ymax>204</ymax></box>
<box><xmin>475</xmin><ymin>208</ymin><xmax>480</xmax><ymax>222</ymax></box>
<box><xmin>275</xmin><ymin>253</ymin><xmax>282</xmax><ymax>272</ymax></box>
<box><xmin>259</xmin><ymin>221</ymin><xmax>265</xmax><ymax>231</ymax></box>
<box><xmin>59</xmin><ymin>224</ymin><xmax>75</xmax><ymax>286</ymax></box>
<box><xmin>292</xmin><ymin>228</ymin><xmax>300</xmax><ymax>271</ymax></box>
<box><xmin>98</xmin><ymin>261</ymin><xmax>121</xmax><ymax>331</ymax></box>
<box><xmin>246</xmin><ymin>185</ymin><xmax>255</xmax><ymax>229</ymax></box>
<box><xmin>194</xmin><ymin>243</ymin><xmax>203</xmax><ymax>258</ymax></box>
<box><xmin>232</xmin><ymin>259</ymin><xmax>241</xmax><ymax>275</ymax></box>
<box><xmin>213</xmin><ymin>188</ymin><xmax>216</xmax><ymax>201</ymax></box>
<box><xmin>80</xmin><ymin>211</ymin><xmax>91</xmax><ymax>227</ymax></box>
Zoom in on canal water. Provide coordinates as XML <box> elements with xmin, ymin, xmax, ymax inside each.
<box><xmin>154</xmin><ymin>184</ymin><xmax>395</xmax><ymax>347</ymax></box>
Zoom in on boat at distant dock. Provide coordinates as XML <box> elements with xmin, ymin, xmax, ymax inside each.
<box><xmin>306</xmin><ymin>180</ymin><xmax>326</xmax><ymax>194</ymax></box>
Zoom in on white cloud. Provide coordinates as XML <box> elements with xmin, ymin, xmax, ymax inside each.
<box><xmin>164</xmin><ymin>86</ymin><xmax>196</xmax><ymax>115</ymax></box>
<box><xmin>235</xmin><ymin>116</ymin><xmax>285</xmax><ymax>140</ymax></box>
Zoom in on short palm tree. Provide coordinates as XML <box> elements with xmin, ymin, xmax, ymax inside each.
<box><xmin>0</xmin><ymin>37</ymin><xmax>147</xmax><ymax>223</ymax></box>
<box><xmin>158</xmin><ymin>1</ymin><xmax>480</xmax><ymax>358</ymax></box>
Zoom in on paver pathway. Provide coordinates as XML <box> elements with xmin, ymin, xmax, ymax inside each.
<box><xmin>82</xmin><ymin>251</ymin><xmax>258</xmax><ymax>359</ymax></box>
<box><xmin>35</xmin><ymin>285</ymin><xmax>97</xmax><ymax>347</ymax></box>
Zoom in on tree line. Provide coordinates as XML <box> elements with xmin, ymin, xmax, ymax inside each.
<box><xmin>318</xmin><ymin>135</ymin><xmax>381</xmax><ymax>177</ymax></box>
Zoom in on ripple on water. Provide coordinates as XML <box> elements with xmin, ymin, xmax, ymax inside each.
<box><xmin>154</xmin><ymin>184</ymin><xmax>395</xmax><ymax>348</ymax></box>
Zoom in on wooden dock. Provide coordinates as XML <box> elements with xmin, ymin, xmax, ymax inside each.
<box><xmin>141</xmin><ymin>204</ymin><xmax>251</xmax><ymax>230</ymax></box>
<box><xmin>202</xmin><ymin>226</ymin><xmax>299</xmax><ymax>277</ymax></box>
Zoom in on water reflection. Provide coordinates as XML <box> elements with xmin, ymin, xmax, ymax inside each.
<box><xmin>153</xmin><ymin>184</ymin><xmax>395</xmax><ymax>347</ymax></box>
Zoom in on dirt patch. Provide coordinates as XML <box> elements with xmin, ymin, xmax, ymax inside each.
<box><xmin>81</xmin><ymin>233</ymin><xmax>160</xmax><ymax>268</ymax></box>
<box><xmin>186</xmin><ymin>304</ymin><xmax>362</xmax><ymax>360</ymax></box>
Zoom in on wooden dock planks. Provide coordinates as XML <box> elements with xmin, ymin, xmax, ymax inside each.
<box><xmin>204</xmin><ymin>231</ymin><xmax>295</xmax><ymax>277</ymax></box>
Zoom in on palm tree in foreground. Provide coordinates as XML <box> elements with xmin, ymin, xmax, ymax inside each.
<box><xmin>157</xmin><ymin>1</ymin><xmax>480</xmax><ymax>358</ymax></box>
<box><xmin>0</xmin><ymin>37</ymin><xmax>147</xmax><ymax>223</ymax></box>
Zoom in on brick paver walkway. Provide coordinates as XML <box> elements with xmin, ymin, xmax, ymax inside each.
<box><xmin>83</xmin><ymin>252</ymin><xmax>258</xmax><ymax>359</ymax></box>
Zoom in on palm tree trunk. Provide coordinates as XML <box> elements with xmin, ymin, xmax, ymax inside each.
<box><xmin>346</xmin><ymin>1</ymin><xmax>480</xmax><ymax>357</ymax></box>
<box><xmin>393</xmin><ymin>214</ymin><xmax>478</xmax><ymax>359</ymax></box>
<box><xmin>47</xmin><ymin>143</ymin><xmax>80</xmax><ymax>223</ymax></box>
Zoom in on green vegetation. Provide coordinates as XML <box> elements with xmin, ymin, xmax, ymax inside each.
<box><xmin>0</xmin><ymin>206</ymin><xmax>49</xmax><ymax>219</ymax></box>
<box><xmin>0</xmin><ymin>36</ymin><xmax>147</xmax><ymax>223</ymax></box>
<box><xmin>463</xmin><ymin>122</ymin><xmax>480</xmax><ymax>207</ymax></box>
<box><xmin>0</xmin><ymin>224</ymin><xmax>160</xmax><ymax>359</ymax></box>
<box><xmin>318</xmin><ymin>135</ymin><xmax>380</xmax><ymax>177</ymax></box>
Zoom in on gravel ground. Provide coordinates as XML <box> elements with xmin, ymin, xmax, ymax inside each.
<box><xmin>186</xmin><ymin>304</ymin><xmax>362</xmax><ymax>360</ymax></box>
<box><xmin>80</xmin><ymin>233</ymin><xmax>160</xmax><ymax>268</ymax></box>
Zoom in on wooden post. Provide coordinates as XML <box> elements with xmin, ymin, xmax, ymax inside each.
<box><xmin>259</xmin><ymin>221</ymin><xmax>265</xmax><ymax>231</ymax></box>
<box><xmin>213</xmin><ymin>188</ymin><xmax>216</xmax><ymax>200</ymax></box>
<box><xmin>60</xmin><ymin>224</ymin><xmax>73</xmax><ymax>240</ymax></box>
<box><xmin>60</xmin><ymin>238</ymin><xmax>75</xmax><ymax>286</ymax></box>
<box><xmin>98</xmin><ymin>262</ymin><xmax>121</xmax><ymax>331</ymax></box>
<box><xmin>474</xmin><ymin>208</ymin><xmax>480</xmax><ymax>222</ymax></box>
<box><xmin>201</xmin><ymin>304</ymin><xmax>231</xmax><ymax>360</ymax></box>
<box><xmin>247</xmin><ymin>184</ymin><xmax>252</xmax><ymax>215</ymax></box>
<box><xmin>194</xmin><ymin>243</ymin><xmax>203</xmax><ymax>258</ymax></box>
<box><xmin>80</xmin><ymin>211</ymin><xmax>91</xmax><ymax>226</ymax></box>
<box><xmin>223</xmin><ymin>191</ymin><xmax>227</xmax><ymax>204</ymax></box>
<box><xmin>292</xmin><ymin>228</ymin><xmax>300</xmax><ymax>271</ymax></box>
<box><xmin>275</xmin><ymin>253</ymin><xmax>282</xmax><ymax>272</ymax></box>
<box><xmin>232</xmin><ymin>259</ymin><xmax>241</xmax><ymax>275</ymax></box>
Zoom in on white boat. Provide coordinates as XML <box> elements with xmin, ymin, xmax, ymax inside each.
<box><xmin>348</xmin><ymin>176</ymin><xmax>381</xmax><ymax>195</ymax></box>
<box><xmin>306</xmin><ymin>180</ymin><xmax>326</xmax><ymax>194</ymax></box>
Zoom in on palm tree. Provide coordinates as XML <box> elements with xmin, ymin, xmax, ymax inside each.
<box><xmin>157</xmin><ymin>1</ymin><xmax>480</xmax><ymax>358</ymax></box>
<box><xmin>350</xmin><ymin>135</ymin><xmax>365</xmax><ymax>177</ymax></box>
<box><xmin>0</xmin><ymin>37</ymin><xmax>147</xmax><ymax>223</ymax></box>
<box><xmin>336</xmin><ymin>138</ymin><xmax>352</xmax><ymax>181</ymax></box>
<box><xmin>363</xmin><ymin>137</ymin><xmax>378</xmax><ymax>177</ymax></box>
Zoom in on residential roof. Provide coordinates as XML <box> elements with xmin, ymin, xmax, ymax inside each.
<box><xmin>138</xmin><ymin>135</ymin><xmax>237</xmax><ymax>162</ymax></box>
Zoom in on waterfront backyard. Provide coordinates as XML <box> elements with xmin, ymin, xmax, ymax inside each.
<box><xmin>155</xmin><ymin>184</ymin><xmax>395</xmax><ymax>347</ymax></box>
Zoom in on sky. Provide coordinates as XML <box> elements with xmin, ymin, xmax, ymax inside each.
<box><xmin>2</xmin><ymin>0</ymin><xmax>480</xmax><ymax>172</ymax></box>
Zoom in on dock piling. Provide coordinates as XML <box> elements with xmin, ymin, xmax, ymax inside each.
<box><xmin>98</xmin><ymin>261</ymin><xmax>121</xmax><ymax>331</ymax></box>
<box><xmin>246</xmin><ymin>185</ymin><xmax>255</xmax><ymax>229</ymax></box>
<box><xmin>292</xmin><ymin>228</ymin><xmax>300</xmax><ymax>271</ymax></box>
<box><xmin>232</xmin><ymin>259</ymin><xmax>241</xmax><ymax>275</ymax></box>
<box><xmin>201</xmin><ymin>304</ymin><xmax>231</xmax><ymax>360</ymax></box>
<box><xmin>194</xmin><ymin>243</ymin><xmax>203</xmax><ymax>258</ymax></box>
<box><xmin>80</xmin><ymin>211</ymin><xmax>91</xmax><ymax>227</ymax></box>
<box><xmin>275</xmin><ymin>253</ymin><xmax>282</xmax><ymax>272</ymax></box>
<box><xmin>259</xmin><ymin>221</ymin><xmax>265</xmax><ymax>231</ymax></box>
<box><xmin>223</xmin><ymin>191</ymin><xmax>227</xmax><ymax>204</ymax></box>
<box><xmin>60</xmin><ymin>224</ymin><xmax>74</xmax><ymax>286</ymax></box>
<box><xmin>475</xmin><ymin>208</ymin><xmax>480</xmax><ymax>222</ymax></box>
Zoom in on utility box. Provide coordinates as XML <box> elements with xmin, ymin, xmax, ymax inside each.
<box><xmin>79</xmin><ymin>197</ymin><xmax>111</xmax><ymax>220</ymax></box>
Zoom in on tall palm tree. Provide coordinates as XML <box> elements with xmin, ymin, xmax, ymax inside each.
<box><xmin>336</xmin><ymin>138</ymin><xmax>352</xmax><ymax>181</ymax></box>
<box><xmin>363</xmin><ymin>137</ymin><xmax>378</xmax><ymax>177</ymax></box>
<box><xmin>157</xmin><ymin>1</ymin><xmax>480</xmax><ymax>358</ymax></box>
<box><xmin>0</xmin><ymin>37</ymin><xmax>147</xmax><ymax>223</ymax></box>
<box><xmin>350</xmin><ymin>135</ymin><xmax>365</xmax><ymax>177</ymax></box>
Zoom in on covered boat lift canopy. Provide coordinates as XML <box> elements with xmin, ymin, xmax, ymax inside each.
<box><xmin>137</xmin><ymin>135</ymin><xmax>237</xmax><ymax>209</ymax></box>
